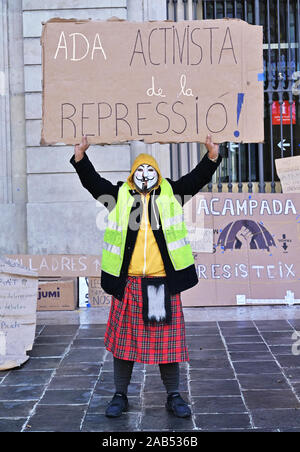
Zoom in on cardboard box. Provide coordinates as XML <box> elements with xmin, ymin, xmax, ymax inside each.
<box><xmin>37</xmin><ymin>278</ymin><xmax>77</xmax><ymax>311</ymax></box>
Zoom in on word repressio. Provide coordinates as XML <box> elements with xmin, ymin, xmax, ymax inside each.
<box><xmin>60</xmin><ymin>99</ymin><xmax>228</xmax><ymax>138</ymax></box>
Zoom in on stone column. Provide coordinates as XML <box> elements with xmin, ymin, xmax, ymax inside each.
<box><xmin>0</xmin><ymin>0</ymin><xmax>12</xmax><ymax>204</ymax></box>
<box><xmin>0</xmin><ymin>0</ymin><xmax>27</xmax><ymax>253</ymax></box>
<box><xmin>8</xmin><ymin>0</ymin><xmax>27</xmax><ymax>208</ymax></box>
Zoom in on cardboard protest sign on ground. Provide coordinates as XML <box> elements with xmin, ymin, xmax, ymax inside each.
<box><xmin>6</xmin><ymin>254</ymin><xmax>101</xmax><ymax>277</ymax></box>
<box><xmin>275</xmin><ymin>156</ymin><xmax>300</xmax><ymax>193</ymax></box>
<box><xmin>184</xmin><ymin>195</ymin><xmax>213</xmax><ymax>253</ymax></box>
<box><xmin>181</xmin><ymin>193</ymin><xmax>300</xmax><ymax>306</ymax></box>
<box><xmin>0</xmin><ymin>257</ymin><xmax>38</xmax><ymax>370</ymax></box>
<box><xmin>41</xmin><ymin>18</ymin><xmax>264</xmax><ymax>145</ymax></box>
<box><xmin>88</xmin><ymin>277</ymin><xmax>111</xmax><ymax>307</ymax></box>
<box><xmin>79</xmin><ymin>277</ymin><xmax>111</xmax><ymax>308</ymax></box>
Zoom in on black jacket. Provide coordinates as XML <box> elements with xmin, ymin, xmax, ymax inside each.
<box><xmin>70</xmin><ymin>151</ymin><xmax>222</xmax><ymax>300</ymax></box>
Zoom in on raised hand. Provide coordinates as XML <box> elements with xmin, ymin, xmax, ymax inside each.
<box><xmin>205</xmin><ymin>134</ymin><xmax>219</xmax><ymax>161</ymax></box>
<box><xmin>74</xmin><ymin>135</ymin><xmax>90</xmax><ymax>162</ymax></box>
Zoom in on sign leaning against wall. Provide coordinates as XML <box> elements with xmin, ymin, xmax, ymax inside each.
<box><xmin>182</xmin><ymin>193</ymin><xmax>300</xmax><ymax>306</ymax></box>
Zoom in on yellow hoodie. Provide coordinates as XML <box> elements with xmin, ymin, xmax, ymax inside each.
<box><xmin>127</xmin><ymin>153</ymin><xmax>166</xmax><ymax>277</ymax></box>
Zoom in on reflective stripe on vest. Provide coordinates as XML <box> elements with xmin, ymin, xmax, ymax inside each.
<box><xmin>167</xmin><ymin>237</ymin><xmax>190</xmax><ymax>251</ymax></box>
<box><xmin>101</xmin><ymin>183</ymin><xmax>134</xmax><ymax>277</ymax></box>
<box><xmin>107</xmin><ymin>220</ymin><xmax>122</xmax><ymax>232</ymax></box>
<box><xmin>102</xmin><ymin>241</ymin><xmax>121</xmax><ymax>255</ymax></box>
<box><xmin>163</xmin><ymin>214</ymin><xmax>184</xmax><ymax>229</ymax></box>
<box><xmin>155</xmin><ymin>179</ymin><xmax>194</xmax><ymax>271</ymax></box>
<box><xmin>101</xmin><ymin>179</ymin><xmax>194</xmax><ymax>276</ymax></box>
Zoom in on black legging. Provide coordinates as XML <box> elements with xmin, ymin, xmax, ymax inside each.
<box><xmin>113</xmin><ymin>357</ymin><xmax>179</xmax><ymax>395</ymax></box>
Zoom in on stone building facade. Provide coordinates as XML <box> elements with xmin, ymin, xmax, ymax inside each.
<box><xmin>0</xmin><ymin>0</ymin><xmax>170</xmax><ymax>255</ymax></box>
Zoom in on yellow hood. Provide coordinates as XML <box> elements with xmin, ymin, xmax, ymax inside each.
<box><xmin>127</xmin><ymin>153</ymin><xmax>162</xmax><ymax>190</ymax></box>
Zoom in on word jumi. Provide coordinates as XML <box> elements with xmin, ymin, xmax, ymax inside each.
<box><xmin>38</xmin><ymin>287</ymin><xmax>60</xmax><ymax>301</ymax></box>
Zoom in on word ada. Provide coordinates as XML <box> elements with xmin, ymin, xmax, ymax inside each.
<box><xmin>54</xmin><ymin>32</ymin><xmax>107</xmax><ymax>61</ymax></box>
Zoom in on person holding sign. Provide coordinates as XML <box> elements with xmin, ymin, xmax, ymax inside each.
<box><xmin>71</xmin><ymin>136</ymin><xmax>221</xmax><ymax>418</ymax></box>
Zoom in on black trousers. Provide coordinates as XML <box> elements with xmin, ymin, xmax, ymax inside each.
<box><xmin>113</xmin><ymin>357</ymin><xmax>180</xmax><ymax>395</ymax></box>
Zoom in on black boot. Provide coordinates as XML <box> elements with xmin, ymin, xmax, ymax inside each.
<box><xmin>105</xmin><ymin>392</ymin><xmax>129</xmax><ymax>418</ymax></box>
<box><xmin>166</xmin><ymin>392</ymin><xmax>191</xmax><ymax>418</ymax></box>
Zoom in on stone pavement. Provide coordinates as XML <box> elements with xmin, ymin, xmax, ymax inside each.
<box><xmin>1</xmin><ymin>319</ymin><xmax>300</xmax><ymax>432</ymax></box>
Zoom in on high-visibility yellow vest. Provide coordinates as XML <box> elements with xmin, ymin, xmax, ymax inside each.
<box><xmin>101</xmin><ymin>178</ymin><xmax>194</xmax><ymax>277</ymax></box>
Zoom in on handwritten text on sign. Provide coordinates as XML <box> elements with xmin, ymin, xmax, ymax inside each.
<box><xmin>41</xmin><ymin>19</ymin><xmax>264</xmax><ymax>145</ymax></box>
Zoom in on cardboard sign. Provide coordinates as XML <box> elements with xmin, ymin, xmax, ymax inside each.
<box><xmin>7</xmin><ymin>254</ymin><xmax>102</xmax><ymax>277</ymax></box>
<box><xmin>275</xmin><ymin>156</ymin><xmax>300</xmax><ymax>193</ymax></box>
<box><xmin>185</xmin><ymin>195</ymin><xmax>213</xmax><ymax>252</ymax></box>
<box><xmin>0</xmin><ymin>257</ymin><xmax>38</xmax><ymax>370</ymax></box>
<box><xmin>79</xmin><ymin>277</ymin><xmax>89</xmax><ymax>307</ymax></box>
<box><xmin>79</xmin><ymin>277</ymin><xmax>111</xmax><ymax>308</ymax></box>
<box><xmin>41</xmin><ymin>18</ymin><xmax>264</xmax><ymax>145</ymax></box>
<box><xmin>181</xmin><ymin>193</ymin><xmax>300</xmax><ymax>307</ymax></box>
<box><xmin>88</xmin><ymin>277</ymin><xmax>111</xmax><ymax>307</ymax></box>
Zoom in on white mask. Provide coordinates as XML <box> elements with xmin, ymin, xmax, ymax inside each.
<box><xmin>133</xmin><ymin>164</ymin><xmax>158</xmax><ymax>193</ymax></box>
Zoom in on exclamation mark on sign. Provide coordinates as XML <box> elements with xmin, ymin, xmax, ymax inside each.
<box><xmin>234</xmin><ymin>93</ymin><xmax>245</xmax><ymax>138</ymax></box>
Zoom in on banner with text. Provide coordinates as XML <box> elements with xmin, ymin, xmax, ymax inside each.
<box><xmin>0</xmin><ymin>257</ymin><xmax>38</xmax><ymax>370</ymax></box>
<box><xmin>182</xmin><ymin>193</ymin><xmax>300</xmax><ymax>306</ymax></box>
<box><xmin>41</xmin><ymin>18</ymin><xmax>264</xmax><ymax>145</ymax></box>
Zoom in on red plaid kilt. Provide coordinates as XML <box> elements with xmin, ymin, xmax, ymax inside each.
<box><xmin>104</xmin><ymin>276</ymin><xmax>189</xmax><ymax>364</ymax></box>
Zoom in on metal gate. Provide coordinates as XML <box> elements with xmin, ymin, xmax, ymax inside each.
<box><xmin>166</xmin><ymin>0</ymin><xmax>300</xmax><ymax>193</ymax></box>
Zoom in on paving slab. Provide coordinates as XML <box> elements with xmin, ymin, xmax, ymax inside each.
<box><xmin>0</xmin><ymin>320</ymin><xmax>299</xmax><ymax>432</ymax></box>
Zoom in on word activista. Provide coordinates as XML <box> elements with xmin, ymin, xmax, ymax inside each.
<box><xmin>197</xmin><ymin>197</ymin><xmax>297</xmax><ymax>216</ymax></box>
<box><xmin>129</xmin><ymin>25</ymin><xmax>238</xmax><ymax>66</ymax></box>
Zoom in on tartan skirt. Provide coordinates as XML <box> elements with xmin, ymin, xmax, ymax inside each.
<box><xmin>104</xmin><ymin>276</ymin><xmax>189</xmax><ymax>364</ymax></box>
